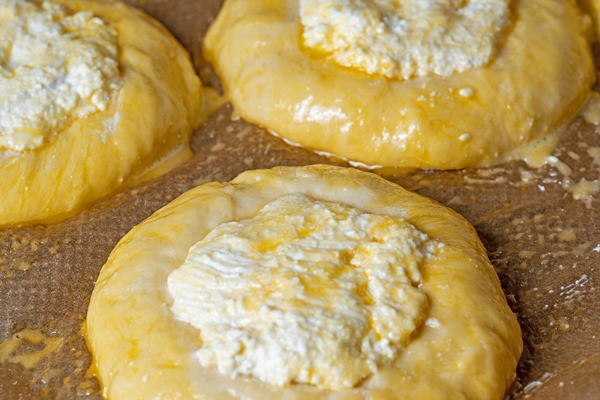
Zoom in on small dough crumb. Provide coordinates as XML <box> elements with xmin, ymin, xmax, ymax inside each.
<box><xmin>458</xmin><ymin>88</ymin><xmax>475</xmax><ymax>98</ymax></box>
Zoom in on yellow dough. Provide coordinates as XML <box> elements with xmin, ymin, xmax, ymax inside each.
<box><xmin>204</xmin><ymin>0</ymin><xmax>595</xmax><ymax>170</ymax></box>
<box><xmin>579</xmin><ymin>0</ymin><xmax>600</xmax><ymax>38</ymax></box>
<box><xmin>0</xmin><ymin>0</ymin><xmax>212</xmax><ymax>226</ymax></box>
<box><xmin>87</xmin><ymin>165</ymin><xmax>522</xmax><ymax>400</ymax></box>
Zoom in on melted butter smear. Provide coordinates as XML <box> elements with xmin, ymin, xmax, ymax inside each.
<box><xmin>543</xmin><ymin>146</ymin><xmax>600</xmax><ymax>207</ymax></box>
<box><xmin>0</xmin><ymin>328</ymin><xmax>63</xmax><ymax>369</ymax></box>
<box><xmin>567</xmin><ymin>86</ymin><xmax>600</xmax><ymax>204</ymax></box>
<box><xmin>526</xmin><ymin>72</ymin><xmax>600</xmax><ymax>206</ymax></box>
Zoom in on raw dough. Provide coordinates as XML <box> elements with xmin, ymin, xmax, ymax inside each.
<box><xmin>87</xmin><ymin>165</ymin><xmax>522</xmax><ymax>400</ymax></box>
<box><xmin>203</xmin><ymin>0</ymin><xmax>594</xmax><ymax>170</ymax></box>
<box><xmin>0</xmin><ymin>0</ymin><xmax>213</xmax><ymax>226</ymax></box>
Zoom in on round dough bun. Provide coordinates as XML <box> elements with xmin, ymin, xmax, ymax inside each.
<box><xmin>87</xmin><ymin>165</ymin><xmax>522</xmax><ymax>400</ymax></box>
<box><xmin>203</xmin><ymin>0</ymin><xmax>594</xmax><ymax>170</ymax></box>
<box><xmin>0</xmin><ymin>0</ymin><xmax>212</xmax><ymax>226</ymax></box>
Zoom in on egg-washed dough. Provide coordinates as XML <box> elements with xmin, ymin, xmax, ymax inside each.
<box><xmin>86</xmin><ymin>165</ymin><xmax>522</xmax><ymax>400</ymax></box>
<box><xmin>579</xmin><ymin>0</ymin><xmax>600</xmax><ymax>38</ymax></box>
<box><xmin>0</xmin><ymin>0</ymin><xmax>212</xmax><ymax>226</ymax></box>
<box><xmin>204</xmin><ymin>0</ymin><xmax>595</xmax><ymax>170</ymax></box>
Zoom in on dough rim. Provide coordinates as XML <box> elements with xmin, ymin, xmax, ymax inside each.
<box><xmin>0</xmin><ymin>0</ymin><xmax>209</xmax><ymax>226</ymax></box>
<box><xmin>203</xmin><ymin>0</ymin><xmax>595</xmax><ymax>169</ymax></box>
<box><xmin>87</xmin><ymin>165</ymin><xmax>522</xmax><ymax>400</ymax></box>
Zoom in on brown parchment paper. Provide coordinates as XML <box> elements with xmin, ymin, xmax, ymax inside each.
<box><xmin>1</xmin><ymin>0</ymin><xmax>599</xmax><ymax>398</ymax></box>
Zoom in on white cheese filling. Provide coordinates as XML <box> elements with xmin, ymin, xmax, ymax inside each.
<box><xmin>168</xmin><ymin>194</ymin><xmax>438</xmax><ymax>390</ymax></box>
<box><xmin>300</xmin><ymin>0</ymin><xmax>510</xmax><ymax>80</ymax></box>
<box><xmin>0</xmin><ymin>0</ymin><xmax>121</xmax><ymax>151</ymax></box>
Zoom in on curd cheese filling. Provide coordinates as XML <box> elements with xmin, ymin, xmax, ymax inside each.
<box><xmin>0</xmin><ymin>0</ymin><xmax>122</xmax><ymax>151</ymax></box>
<box><xmin>168</xmin><ymin>194</ymin><xmax>438</xmax><ymax>390</ymax></box>
<box><xmin>300</xmin><ymin>0</ymin><xmax>510</xmax><ymax>79</ymax></box>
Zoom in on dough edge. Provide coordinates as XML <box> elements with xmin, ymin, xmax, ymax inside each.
<box><xmin>0</xmin><ymin>0</ymin><xmax>211</xmax><ymax>226</ymax></box>
<box><xmin>203</xmin><ymin>0</ymin><xmax>595</xmax><ymax>169</ymax></box>
<box><xmin>87</xmin><ymin>165</ymin><xmax>522</xmax><ymax>400</ymax></box>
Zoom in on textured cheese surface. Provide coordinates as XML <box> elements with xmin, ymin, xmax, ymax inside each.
<box><xmin>169</xmin><ymin>194</ymin><xmax>434</xmax><ymax>390</ymax></box>
<box><xmin>0</xmin><ymin>0</ymin><xmax>121</xmax><ymax>151</ymax></box>
<box><xmin>300</xmin><ymin>0</ymin><xmax>509</xmax><ymax>79</ymax></box>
